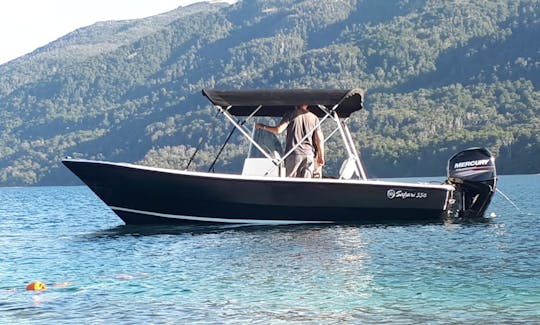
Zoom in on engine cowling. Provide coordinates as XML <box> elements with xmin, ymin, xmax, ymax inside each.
<box><xmin>447</xmin><ymin>147</ymin><xmax>497</xmax><ymax>219</ymax></box>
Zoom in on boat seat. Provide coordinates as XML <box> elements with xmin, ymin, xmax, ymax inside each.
<box><xmin>242</xmin><ymin>151</ymin><xmax>284</xmax><ymax>177</ymax></box>
<box><xmin>339</xmin><ymin>157</ymin><xmax>357</xmax><ymax>179</ymax></box>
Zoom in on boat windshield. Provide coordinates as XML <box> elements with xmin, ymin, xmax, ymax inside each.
<box><xmin>248</xmin><ymin>127</ymin><xmax>283</xmax><ymax>158</ymax></box>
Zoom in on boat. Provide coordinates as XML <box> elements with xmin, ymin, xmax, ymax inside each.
<box><xmin>62</xmin><ymin>89</ymin><xmax>497</xmax><ymax>225</ymax></box>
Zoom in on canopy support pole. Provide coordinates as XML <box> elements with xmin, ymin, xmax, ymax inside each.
<box><xmin>342</xmin><ymin>120</ymin><xmax>367</xmax><ymax>180</ymax></box>
<box><xmin>214</xmin><ymin>105</ymin><xmax>276</xmax><ymax>166</ymax></box>
<box><xmin>316</xmin><ymin>104</ymin><xmax>366</xmax><ymax>180</ymax></box>
<box><xmin>323</xmin><ymin>118</ymin><xmax>345</xmax><ymax>143</ymax></box>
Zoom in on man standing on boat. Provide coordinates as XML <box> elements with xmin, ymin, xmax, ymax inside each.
<box><xmin>256</xmin><ymin>104</ymin><xmax>324</xmax><ymax>178</ymax></box>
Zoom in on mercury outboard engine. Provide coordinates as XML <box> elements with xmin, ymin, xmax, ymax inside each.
<box><xmin>447</xmin><ymin>147</ymin><xmax>497</xmax><ymax>219</ymax></box>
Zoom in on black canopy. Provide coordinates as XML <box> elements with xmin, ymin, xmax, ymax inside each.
<box><xmin>202</xmin><ymin>88</ymin><xmax>364</xmax><ymax>118</ymax></box>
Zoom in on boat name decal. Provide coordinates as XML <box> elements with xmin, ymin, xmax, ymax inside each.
<box><xmin>454</xmin><ymin>159</ymin><xmax>490</xmax><ymax>169</ymax></box>
<box><xmin>387</xmin><ymin>189</ymin><xmax>428</xmax><ymax>200</ymax></box>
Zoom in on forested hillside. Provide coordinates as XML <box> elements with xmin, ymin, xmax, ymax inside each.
<box><xmin>0</xmin><ymin>0</ymin><xmax>538</xmax><ymax>186</ymax></box>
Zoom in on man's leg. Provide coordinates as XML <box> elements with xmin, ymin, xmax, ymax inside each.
<box><xmin>285</xmin><ymin>154</ymin><xmax>308</xmax><ymax>177</ymax></box>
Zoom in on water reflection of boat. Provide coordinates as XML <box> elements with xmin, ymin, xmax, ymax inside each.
<box><xmin>63</xmin><ymin>89</ymin><xmax>496</xmax><ymax>225</ymax></box>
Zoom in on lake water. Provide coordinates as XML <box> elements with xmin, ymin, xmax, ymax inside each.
<box><xmin>1</xmin><ymin>175</ymin><xmax>539</xmax><ymax>324</ymax></box>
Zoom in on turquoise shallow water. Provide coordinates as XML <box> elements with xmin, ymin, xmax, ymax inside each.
<box><xmin>1</xmin><ymin>175</ymin><xmax>539</xmax><ymax>324</ymax></box>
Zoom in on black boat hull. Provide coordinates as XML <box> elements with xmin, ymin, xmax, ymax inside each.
<box><xmin>63</xmin><ymin>159</ymin><xmax>455</xmax><ymax>225</ymax></box>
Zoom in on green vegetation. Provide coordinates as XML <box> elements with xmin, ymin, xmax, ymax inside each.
<box><xmin>0</xmin><ymin>0</ymin><xmax>538</xmax><ymax>186</ymax></box>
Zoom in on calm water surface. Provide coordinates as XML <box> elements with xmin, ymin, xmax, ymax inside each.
<box><xmin>1</xmin><ymin>175</ymin><xmax>539</xmax><ymax>324</ymax></box>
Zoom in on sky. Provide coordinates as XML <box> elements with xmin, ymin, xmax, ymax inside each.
<box><xmin>0</xmin><ymin>0</ymin><xmax>234</xmax><ymax>65</ymax></box>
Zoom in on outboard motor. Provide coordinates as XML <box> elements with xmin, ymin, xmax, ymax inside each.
<box><xmin>447</xmin><ymin>147</ymin><xmax>497</xmax><ymax>219</ymax></box>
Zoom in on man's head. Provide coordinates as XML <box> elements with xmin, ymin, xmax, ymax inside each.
<box><xmin>295</xmin><ymin>104</ymin><xmax>309</xmax><ymax>111</ymax></box>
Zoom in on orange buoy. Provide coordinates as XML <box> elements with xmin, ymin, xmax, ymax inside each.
<box><xmin>26</xmin><ymin>281</ymin><xmax>47</xmax><ymax>291</ymax></box>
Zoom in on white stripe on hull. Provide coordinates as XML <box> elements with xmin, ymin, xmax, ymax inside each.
<box><xmin>110</xmin><ymin>206</ymin><xmax>334</xmax><ymax>225</ymax></box>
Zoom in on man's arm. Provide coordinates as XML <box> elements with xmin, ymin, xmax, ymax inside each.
<box><xmin>314</xmin><ymin>127</ymin><xmax>325</xmax><ymax>167</ymax></box>
<box><xmin>256</xmin><ymin>121</ymin><xmax>288</xmax><ymax>135</ymax></box>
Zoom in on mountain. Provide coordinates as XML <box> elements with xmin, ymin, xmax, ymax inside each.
<box><xmin>0</xmin><ymin>0</ymin><xmax>538</xmax><ymax>186</ymax></box>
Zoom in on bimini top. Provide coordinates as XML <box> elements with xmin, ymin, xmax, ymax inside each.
<box><xmin>202</xmin><ymin>88</ymin><xmax>364</xmax><ymax>118</ymax></box>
